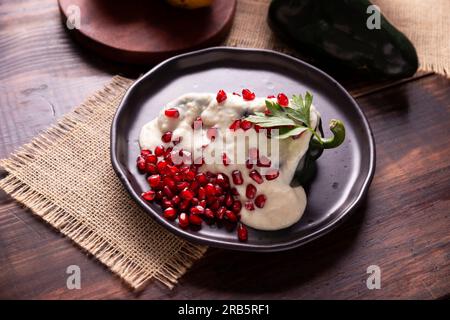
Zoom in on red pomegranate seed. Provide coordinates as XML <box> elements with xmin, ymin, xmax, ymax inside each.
<box><xmin>178</xmin><ymin>213</ymin><xmax>189</xmax><ymax>228</ymax></box>
<box><xmin>237</xmin><ymin>223</ymin><xmax>248</xmax><ymax>241</ymax></box>
<box><xmin>245</xmin><ymin>159</ymin><xmax>254</xmax><ymax>170</ymax></box>
<box><xmin>176</xmin><ymin>182</ymin><xmax>189</xmax><ymax>191</ymax></box>
<box><xmin>264</xmin><ymin>108</ymin><xmax>271</xmax><ymax>116</ymax></box>
<box><xmin>172</xmin><ymin>195</ymin><xmax>181</xmax><ymax>205</ymax></box>
<box><xmin>189</xmin><ymin>214</ymin><xmax>203</xmax><ymax>225</ymax></box>
<box><xmin>161</xmin><ymin>131</ymin><xmax>172</xmax><ymax>143</ymax></box>
<box><xmin>265</xmin><ymin>169</ymin><xmax>280</xmax><ymax>180</ymax></box>
<box><xmin>190</xmin><ymin>181</ymin><xmax>200</xmax><ymax>192</ymax></box>
<box><xmin>164</xmin><ymin>146</ymin><xmax>173</xmax><ymax>156</ymax></box>
<box><xmin>207</xmin><ymin>127</ymin><xmax>218</xmax><ymax>141</ymax></box>
<box><xmin>204</xmin><ymin>208</ymin><xmax>215</xmax><ymax>219</ymax></box>
<box><xmin>147</xmin><ymin>174</ymin><xmax>161</xmax><ymax>188</ymax></box>
<box><xmin>141</xmin><ymin>190</ymin><xmax>156</xmax><ymax>201</ymax></box>
<box><xmin>232</xmin><ymin>200</ymin><xmax>242</xmax><ymax>213</ymax></box>
<box><xmin>205</xmin><ymin>183</ymin><xmax>216</xmax><ymax>196</ymax></box>
<box><xmin>222</xmin><ymin>153</ymin><xmax>231</xmax><ymax>166</ymax></box>
<box><xmin>184</xmin><ymin>170</ymin><xmax>195</xmax><ymax>181</ymax></box>
<box><xmin>137</xmin><ymin>156</ymin><xmax>146</xmax><ymax>172</ymax></box>
<box><xmin>254</xmin><ymin>124</ymin><xmax>262</xmax><ymax>133</ymax></box>
<box><xmin>154</xmin><ymin>145</ymin><xmax>165</xmax><ymax>157</ymax></box>
<box><xmin>231</xmin><ymin>187</ymin><xmax>240</xmax><ymax>196</ymax></box>
<box><xmin>210</xmin><ymin>200</ymin><xmax>220</xmax><ymax>210</ymax></box>
<box><xmin>245</xmin><ymin>201</ymin><xmax>255</xmax><ymax>211</ymax></box>
<box><xmin>240</xmin><ymin>120</ymin><xmax>252</xmax><ymax>131</ymax></box>
<box><xmin>193</xmin><ymin>197</ymin><xmax>200</xmax><ymax>206</ymax></box>
<box><xmin>255</xmin><ymin>194</ymin><xmax>267</xmax><ymax>208</ymax></box>
<box><xmin>257</xmin><ymin>155</ymin><xmax>271</xmax><ymax>167</ymax></box>
<box><xmin>190</xmin><ymin>164</ymin><xmax>199</xmax><ymax>173</ymax></box>
<box><xmin>155</xmin><ymin>190</ymin><xmax>163</xmax><ymax>200</ymax></box>
<box><xmin>242</xmin><ymin>89</ymin><xmax>255</xmax><ymax>101</ymax></box>
<box><xmin>163</xmin><ymin>186</ymin><xmax>174</xmax><ymax>198</ymax></box>
<box><xmin>165</xmin><ymin>108</ymin><xmax>179</xmax><ymax>118</ymax></box>
<box><xmin>225</xmin><ymin>194</ymin><xmax>234</xmax><ymax>207</ymax></box>
<box><xmin>217</xmin><ymin>174</ymin><xmax>229</xmax><ymax>189</ymax></box>
<box><xmin>217</xmin><ymin>195</ymin><xmax>225</xmax><ymax>205</ymax></box>
<box><xmin>229</xmin><ymin>119</ymin><xmax>241</xmax><ymax>131</ymax></box>
<box><xmin>217</xmin><ymin>207</ymin><xmax>226</xmax><ymax>219</ymax></box>
<box><xmin>206</xmin><ymin>171</ymin><xmax>216</xmax><ymax>179</ymax></box>
<box><xmin>199</xmin><ymin>199</ymin><xmax>207</xmax><ymax>208</ymax></box>
<box><xmin>225</xmin><ymin>210</ymin><xmax>238</xmax><ymax>222</ymax></box>
<box><xmin>249</xmin><ymin>170</ymin><xmax>264</xmax><ymax>184</ymax></box>
<box><xmin>146</xmin><ymin>163</ymin><xmax>158</xmax><ymax>174</ymax></box>
<box><xmin>179</xmin><ymin>200</ymin><xmax>190</xmax><ymax>211</ymax></box>
<box><xmin>164</xmin><ymin>152</ymin><xmax>173</xmax><ymax>165</ymax></box>
<box><xmin>267</xmin><ymin>95</ymin><xmax>275</xmax><ymax>99</ymax></box>
<box><xmin>190</xmin><ymin>205</ymin><xmax>205</xmax><ymax>215</ymax></box>
<box><xmin>197</xmin><ymin>187</ymin><xmax>206</xmax><ymax>200</ymax></box>
<box><xmin>163</xmin><ymin>207</ymin><xmax>177</xmax><ymax>220</ymax></box>
<box><xmin>246</xmin><ymin>184</ymin><xmax>257</xmax><ymax>199</ymax></box>
<box><xmin>196</xmin><ymin>173</ymin><xmax>208</xmax><ymax>185</ymax></box>
<box><xmin>231</xmin><ymin>170</ymin><xmax>243</xmax><ymax>185</ymax></box>
<box><xmin>180</xmin><ymin>188</ymin><xmax>194</xmax><ymax>200</ymax></box>
<box><xmin>141</xmin><ymin>149</ymin><xmax>151</xmax><ymax>157</ymax></box>
<box><xmin>216</xmin><ymin>173</ymin><xmax>225</xmax><ymax>185</ymax></box>
<box><xmin>277</xmin><ymin>93</ymin><xmax>289</xmax><ymax>107</ymax></box>
<box><xmin>216</xmin><ymin>89</ymin><xmax>227</xmax><ymax>103</ymax></box>
<box><xmin>180</xmin><ymin>165</ymin><xmax>190</xmax><ymax>174</ymax></box>
<box><xmin>163</xmin><ymin>177</ymin><xmax>176</xmax><ymax>191</ymax></box>
<box><xmin>167</xmin><ymin>165</ymin><xmax>179</xmax><ymax>175</ymax></box>
<box><xmin>161</xmin><ymin>198</ymin><xmax>173</xmax><ymax>208</ymax></box>
<box><xmin>215</xmin><ymin>184</ymin><xmax>223</xmax><ymax>195</ymax></box>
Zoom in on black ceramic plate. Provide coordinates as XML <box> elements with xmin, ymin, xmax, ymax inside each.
<box><xmin>111</xmin><ymin>47</ymin><xmax>375</xmax><ymax>252</ymax></box>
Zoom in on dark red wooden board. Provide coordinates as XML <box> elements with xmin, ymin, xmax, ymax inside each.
<box><xmin>58</xmin><ymin>0</ymin><xmax>236</xmax><ymax>64</ymax></box>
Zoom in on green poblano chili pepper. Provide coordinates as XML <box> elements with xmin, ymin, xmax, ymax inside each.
<box><xmin>292</xmin><ymin>118</ymin><xmax>346</xmax><ymax>186</ymax></box>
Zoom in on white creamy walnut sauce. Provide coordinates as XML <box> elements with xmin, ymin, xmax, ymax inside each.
<box><xmin>139</xmin><ymin>92</ymin><xmax>320</xmax><ymax>231</ymax></box>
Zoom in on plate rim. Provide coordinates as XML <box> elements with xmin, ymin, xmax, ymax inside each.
<box><xmin>110</xmin><ymin>47</ymin><xmax>376</xmax><ymax>252</ymax></box>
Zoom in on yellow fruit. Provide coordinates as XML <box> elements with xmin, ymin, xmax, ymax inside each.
<box><xmin>166</xmin><ymin>0</ymin><xmax>213</xmax><ymax>9</ymax></box>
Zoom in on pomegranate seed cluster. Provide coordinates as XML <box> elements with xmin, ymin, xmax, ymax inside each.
<box><xmin>138</xmin><ymin>144</ymin><xmax>251</xmax><ymax>241</ymax></box>
<box><xmin>137</xmin><ymin>89</ymin><xmax>288</xmax><ymax>242</ymax></box>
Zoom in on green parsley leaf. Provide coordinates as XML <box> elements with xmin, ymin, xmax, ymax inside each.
<box><xmin>273</xmin><ymin>126</ymin><xmax>309</xmax><ymax>139</ymax></box>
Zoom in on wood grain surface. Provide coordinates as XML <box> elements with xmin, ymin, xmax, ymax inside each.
<box><xmin>0</xmin><ymin>0</ymin><xmax>449</xmax><ymax>299</ymax></box>
<box><xmin>58</xmin><ymin>0</ymin><xmax>236</xmax><ymax>64</ymax></box>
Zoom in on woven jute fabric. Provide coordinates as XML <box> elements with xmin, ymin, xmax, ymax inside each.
<box><xmin>0</xmin><ymin>0</ymin><xmax>448</xmax><ymax>291</ymax></box>
<box><xmin>0</xmin><ymin>77</ymin><xmax>206</xmax><ymax>289</ymax></box>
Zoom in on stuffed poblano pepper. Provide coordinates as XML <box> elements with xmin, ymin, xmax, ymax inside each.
<box><xmin>268</xmin><ymin>0</ymin><xmax>419</xmax><ymax>79</ymax></box>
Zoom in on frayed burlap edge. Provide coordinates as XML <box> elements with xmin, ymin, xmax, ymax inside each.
<box><xmin>0</xmin><ymin>76</ymin><xmax>207</xmax><ymax>290</ymax></box>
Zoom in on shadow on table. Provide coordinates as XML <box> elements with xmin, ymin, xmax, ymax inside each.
<box><xmin>59</xmin><ymin>18</ymin><xmax>145</xmax><ymax>79</ymax></box>
<box><xmin>178</xmin><ymin>200</ymin><xmax>368</xmax><ymax>297</ymax></box>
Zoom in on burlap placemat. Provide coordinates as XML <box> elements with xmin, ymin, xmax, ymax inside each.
<box><xmin>0</xmin><ymin>77</ymin><xmax>207</xmax><ymax>289</ymax></box>
<box><xmin>0</xmin><ymin>0</ymin><xmax>447</xmax><ymax>291</ymax></box>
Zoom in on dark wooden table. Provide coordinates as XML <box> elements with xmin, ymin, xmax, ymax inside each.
<box><xmin>1</xmin><ymin>1</ymin><xmax>449</xmax><ymax>300</ymax></box>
